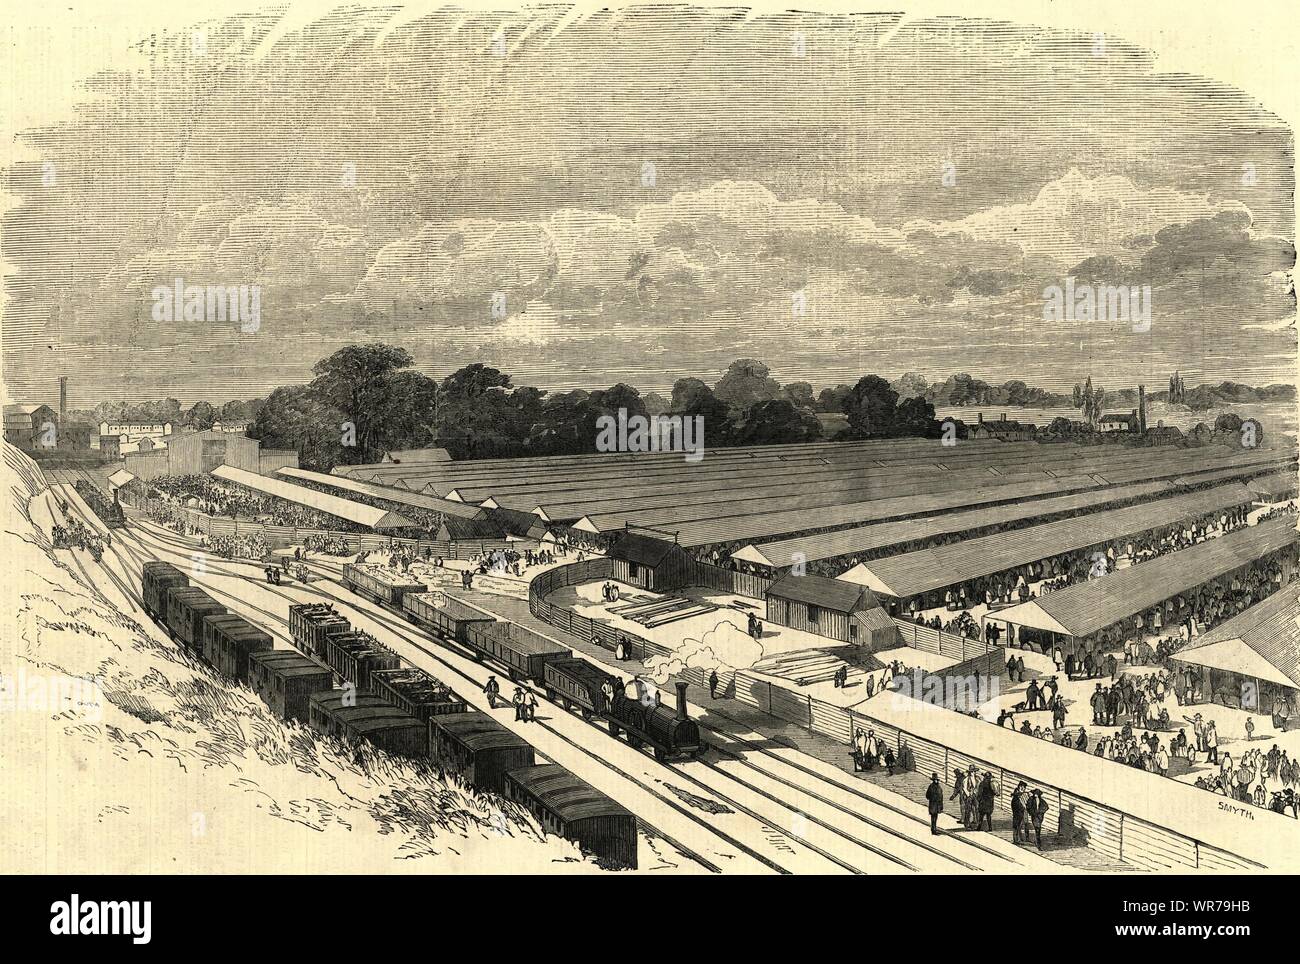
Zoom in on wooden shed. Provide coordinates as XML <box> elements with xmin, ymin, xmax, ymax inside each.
<box><xmin>764</xmin><ymin>572</ymin><xmax>892</xmax><ymax>646</ymax></box>
<box><xmin>606</xmin><ymin>531</ymin><xmax>692</xmax><ymax>592</ymax></box>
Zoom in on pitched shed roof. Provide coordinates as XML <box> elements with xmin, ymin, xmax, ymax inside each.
<box><xmin>382</xmin><ymin>447</ymin><xmax>452</xmax><ymax>464</ymax></box>
<box><xmin>766</xmin><ymin>572</ymin><xmax>878</xmax><ymax>612</ymax></box>
<box><xmin>607</xmin><ymin>532</ymin><xmax>682</xmax><ymax>567</ymax></box>
<box><xmin>275</xmin><ymin>467</ymin><xmax>485</xmax><ymax>519</ymax></box>
<box><xmin>1173</xmin><ymin>588</ymin><xmax>1300</xmax><ymax>689</ymax></box>
<box><xmin>213</xmin><ymin>464</ymin><xmax>417</xmax><ymax>530</ymax></box>
<box><xmin>840</xmin><ymin>482</ymin><xmax>1256</xmax><ymax>599</ymax></box>
<box><xmin>997</xmin><ymin>516</ymin><xmax>1299</xmax><ymax>639</ymax></box>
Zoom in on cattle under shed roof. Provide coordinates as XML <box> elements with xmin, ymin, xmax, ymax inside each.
<box><xmin>996</xmin><ymin>515</ymin><xmax>1299</xmax><ymax>639</ymax></box>
<box><xmin>766</xmin><ymin>572</ymin><xmax>879</xmax><ymax>613</ymax></box>
<box><xmin>1173</xmin><ymin>588</ymin><xmax>1300</xmax><ymax>689</ymax></box>
<box><xmin>507</xmin><ymin>763</ymin><xmax>632</xmax><ymax>822</ymax></box>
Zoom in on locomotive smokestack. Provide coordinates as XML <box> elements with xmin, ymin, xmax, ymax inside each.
<box><xmin>675</xmin><ymin>680</ymin><xmax>689</xmax><ymax>720</ymax></box>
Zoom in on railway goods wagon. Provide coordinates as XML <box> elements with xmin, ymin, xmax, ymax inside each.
<box><xmin>504</xmin><ymin>764</ymin><xmax>637</xmax><ymax>870</ymax></box>
<box><xmin>201</xmin><ymin>613</ymin><xmax>272</xmax><ymax>684</ymax></box>
<box><xmin>401</xmin><ymin>591</ymin><xmax>496</xmax><ymax>644</ymax></box>
<box><xmin>322</xmin><ymin>631</ymin><xmax>401</xmax><ymax>692</ymax></box>
<box><xmin>543</xmin><ymin>660</ymin><xmax>701</xmax><ymax>760</ymax></box>
<box><xmin>308</xmin><ymin>691</ymin><xmax>428</xmax><ymax>758</ymax></box>
<box><xmin>342</xmin><ymin>563</ymin><xmax>426</xmax><ymax>608</ymax></box>
<box><xmin>288</xmin><ymin>603</ymin><xmax>351</xmax><ymax>658</ymax></box>
<box><xmin>142</xmin><ymin>561</ymin><xmax>189</xmax><ymax>618</ymax></box>
<box><xmin>462</xmin><ymin>619</ymin><xmax>571</xmax><ymax>682</ymax></box>
<box><xmin>370</xmin><ymin>667</ymin><xmax>467</xmax><ymax>721</ymax></box>
<box><xmin>165</xmin><ymin>587</ymin><xmax>227</xmax><ymax>653</ymax></box>
<box><xmin>247</xmin><ymin>649</ymin><xmax>333</xmax><ymax>723</ymax></box>
<box><xmin>429</xmin><ymin>710</ymin><xmax>535</xmax><ymax>794</ymax></box>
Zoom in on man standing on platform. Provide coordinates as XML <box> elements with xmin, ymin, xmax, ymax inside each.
<box><xmin>926</xmin><ymin>773</ymin><xmax>945</xmax><ymax>835</ymax></box>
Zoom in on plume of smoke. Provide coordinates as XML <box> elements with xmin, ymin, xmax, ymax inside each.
<box><xmin>644</xmin><ymin>619</ymin><xmax>764</xmax><ymax>684</ymax></box>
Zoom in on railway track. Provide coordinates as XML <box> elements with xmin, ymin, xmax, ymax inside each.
<box><xmin>64</xmin><ymin>495</ymin><xmax>1030</xmax><ymax>873</ymax></box>
<box><xmin>57</xmin><ymin>498</ymin><xmax>816</xmax><ymax>874</ymax></box>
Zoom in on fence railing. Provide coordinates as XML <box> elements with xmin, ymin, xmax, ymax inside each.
<box><xmin>732</xmin><ymin>669</ymin><xmax>1258</xmax><ymax>872</ymax></box>
<box><xmin>892</xmin><ymin>617</ymin><xmax>997</xmax><ymax>661</ymax></box>
<box><xmin>689</xmin><ymin>560</ymin><xmax>772</xmax><ymax>600</ymax></box>
<box><xmin>528</xmin><ymin>558</ymin><xmax>737</xmax><ymax>695</ymax></box>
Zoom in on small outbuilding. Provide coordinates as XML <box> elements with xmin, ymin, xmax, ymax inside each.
<box><xmin>765</xmin><ymin>572</ymin><xmax>894</xmax><ymax>646</ymax></box>
<box><xmin>606</xmin><ymin>531</ymin><xmax>692</xmax><ymax>592</ymax></box>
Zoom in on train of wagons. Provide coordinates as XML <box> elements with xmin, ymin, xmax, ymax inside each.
<box><xmin>140</xmin><ymin>560</ymin><xmax>638</xmax><ymax>869</ymax></box>
<box><xmin>341</xmin><ymin>562</ymin><xmax>702</xmax><ymax>762</ymax></box>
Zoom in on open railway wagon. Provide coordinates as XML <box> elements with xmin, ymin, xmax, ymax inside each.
<box><xmin>504</xmin><ymin>764</ymin><xmax>637</xmax><ymax>870</ymax></box>
<box><xmin>401</xmin><ymin>591</ymin><xmax>496</xmax><ymax>645</ymax></box>
<box><xmin>165</xmin><ymin>586</ymin><xmax>227</xmax><ymax>653</ymax></box>
<box><xmin>288</xmin><ymin>603</ymin><xmax>351</xmax><ymax>658</ymax></box>
<box><xmin>370</xmin><ymin>667</ymin><xmax>467</xmax><ymax>721</ymax></box>
<box><xmin>341</xmin><ymin>563</ymin><xmax>427</xmax><ymax>608</ymax></box>
<box><xmin>544</xmin><ymin>661</ymin><xmax>702</xmax><ymax>761</ymax></box>
<box><xmin>429</xmin><ymin>710</ymin><xmax>536</xmax><ymax>794</ymax></box>
<box><xmin>462</xmin><ymin>620</ymin><xmax>572</xmax><ymax>683</ymax></box>
<box><xmin>142</xmin><ymin>561</ymin><xmax>189</xmax><ymax>618</ymax></box>
<box><xmin>321</xmin><ymin>630</ymin><xmax>401</xmax><ymax>693</ymax></box>
<box><xmin>201</xmin><ymin>613</ymin><xmax>272</xmax><ymax>684</ymax></box>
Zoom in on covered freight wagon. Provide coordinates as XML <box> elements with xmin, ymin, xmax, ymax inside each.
<box><xmin>401</xmin><ymin>591</ymin><xmax>496</xmax><ymax>644</ymax></box>
<box><xmin>247</xmin><ymin>649</ymin><xmax>333</xmax><ymax>723</ymax></box>
<box><xmin>143</xmin><ymin>561</ymin><xmax>189</xmax><ymax>618</ymax></box>
<box><xmin>201</xmin><ymin>613</ymin><xmax>273</xmax><ymax>683</ymax></box>
<box><xmin>166</xmin><ymin>587</ymin><xmax>227</xmax><ymax>652</ymax></box>
<box><xmin>308</xmin><ymin>692</ymin><xmax>428</xmax><ymax>758</ymax></box>
<box><xmin>430</xmin><ymin>710</ymin><xmax>535</xmax><ymax>794</ymax></box>
<box><xmin>289</xmin><ymin>603</ymin><xmax>351</xmax><ymax>658</ymax></box>
<box><xmin>463</xmin><ymin>619</ymin><xmax>571</xmax><ymax>682</ymax></box>
<box><xmin>369</xmin><ymin>667</ymin><xmax>466</xmax><ymax>721</ymax></box>
<box><xmin>321</xmin><ymin>631</ymin><xmax>401</xmax><ymax>692</ymax></box>
<box><xmin>505</xmin><ymin>764</ymin><xmax>637</xmax><ymax>870</ymax></box>
<box><xmin>341</xmin><ymin>563</ymin><xmax>426</xmax><ymax>607</ymax></box>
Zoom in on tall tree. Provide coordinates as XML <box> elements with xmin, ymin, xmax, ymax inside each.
<box><xmin>310</xmin><ymin>344</ymin><xmax>416</xmax><ymax>459</ymax></box>
<box><xmin>842</xmin><ymin>375</ymin><xmax>900</xmax><ymax>438</ymax></box>
<box><xmin>713</xmin><ymin>358</ymin><xmax>781</xmax><ymax>412</ymax></box>
<box><xmin>729</xmin><ymin>399</ymin><xmax>823</xmax><ymax>445</ymax></box>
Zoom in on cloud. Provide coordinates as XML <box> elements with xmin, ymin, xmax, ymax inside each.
<box><xmin>906</xmin><ymin>168</ymin><xmax>1249</xmax><ymax>264</ymax></box>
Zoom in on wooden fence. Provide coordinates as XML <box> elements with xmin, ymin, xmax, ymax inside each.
<box><xmin>732</xmin><ymin>669</ymin><xmax>1259</xmax><ymax>871</ymax></box>
<box><xmin>528</xmin><ymin>558</ymin><xmax>737</xmax><ymax>697</ymax></box>
<box><xmin>689</xmin><ymin>560</ymin><xmax>773</xmax><ymax>600</ymax></box>
<box><xmin>892</xmin><ymin>617</ymin><xmax>998</xmax><ymax>661</ymax></box>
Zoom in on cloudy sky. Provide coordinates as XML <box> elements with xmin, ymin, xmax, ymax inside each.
<box><xmin>2</xmin><ymin>3</ymin><xmax>1295</xmax><ymax>408</ymax></box>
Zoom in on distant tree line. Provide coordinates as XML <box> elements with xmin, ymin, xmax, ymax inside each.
<box><xmin>235</xmin><ymin>348</ymin><xmax>954</xmax><ymax>470</ymax></box>
<box><xmin>70</xmin><ymin>348</ymin><xmax>1288</xmax><ymax>470</ymax></box>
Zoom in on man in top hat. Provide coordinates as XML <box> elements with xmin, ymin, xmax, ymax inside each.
<box><xmin>925</xmin><ymin>773</ymin><xmax>945</xmax><ymax>835</ymax></box>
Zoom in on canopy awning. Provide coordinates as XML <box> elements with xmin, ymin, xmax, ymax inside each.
<box><xmin>731</xmin><ymin>544</ymin><xmax>777</xmax><ymax>567</ymax></box>
<box><xmin>1172</xmin><ymin>638</ymin><xmax>1299</xmax><ymax>690</ymax></box>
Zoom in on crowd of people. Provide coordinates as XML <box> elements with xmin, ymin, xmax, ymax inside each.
<box><xmin>990</xmin><ymin>643</ymin><xmax>1300</xmax><ymax>816</ymax></box>
<box><xmin>206</xmin><ymin>532</ymin><xmax>270</xmax><ymax>561</ymax></box>
<box><xmin>851</xmin><ymin>728</ymin><xmax>915</xmax><ymax>775</ymax></box>
<box><xmin>147</xmin><ymin>474</ymin><xmax>370</xmax><ymax>531</ymax></box>
<box><xmin>51</xmin><ymin>513</ymin><xmax>108</xmax><ymax>561</ymax></box>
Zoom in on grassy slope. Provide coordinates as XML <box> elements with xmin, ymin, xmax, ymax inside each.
<box><xmin>0</xmin><ymin>444</ymin><xmax>604</xmax><ymax>874</ymax></box>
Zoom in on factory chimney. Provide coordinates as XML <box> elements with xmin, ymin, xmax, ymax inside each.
<box><xmin>1138</xmin><ymin>384</ymin><xmax>1147</xmax><ymax>434</ymax></box>
<box><xmin>675</xmin><ymin>681</ymin><xmax>689</xmax><ymax>721</ymax></box>
<box><xmin>59</xmin><ymin>376</ymin><xmax>67</xmax><ymax>423</ymax></box>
